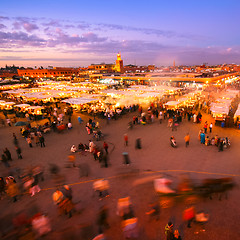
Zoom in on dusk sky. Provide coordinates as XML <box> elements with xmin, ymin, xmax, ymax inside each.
<box><xmin>0</xmin><ymin>0</ymin><xmax>240</xmax><ymax>67</ymax></box>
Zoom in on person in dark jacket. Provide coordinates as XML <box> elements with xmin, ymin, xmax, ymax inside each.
<box><xmin>97</xmin><ymin>205</ymin><xmax>109</xmax><ymax>233</ymax></box>
<box><xmin>218</xmin><ymin>139</ymin><xmax>224</xmax><ymax>152</ymax></box>
<box><xmin>13</xmin><ymin>133</ymin><xmax>19</xmax><ymax>146</ymax></box>
<box><xmin>103</xmin><ymin>142</ymin><xmax>108</xmax><ymax>154</ymax></box>
<box><xmin>39</xmin><ymin>136</ymin><xmax>45</xmax><ymax>148</ymax></box>
<box><xmin>135</xmin><ymin>138</ymin><xmax>142</xmax><ymax>149</ymax></box>
<box><xmin>4</xmin><ymin>148</ymin><xmax>12</xmax><ymax>161</ymax></box>
<box><xmin>0</xmin><ymin>177</ymin><xmax>5</xmax><ymax>197</ymax></box>
<box><xmin>15</xmin><ymin>146</ymin><xmax>23</xmax><ymax>159</ymax></box>
<box><xmin>102</xmin><ymin>154</ymin><xmax>108</xmax><ymax>168</ymax></box>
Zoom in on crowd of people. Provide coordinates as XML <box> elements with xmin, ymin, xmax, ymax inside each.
<box><xmin>0</xmin><ymin>88</ymin><xmax>237</xmax><ymax>239</ymax></box>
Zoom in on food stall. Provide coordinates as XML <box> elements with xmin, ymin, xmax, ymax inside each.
<box><xmin>0</xmin><ymin>100</ymin><xmax>6</xmax><ymax>111</ymax></box>
<box><xmin>26</xmin><ymin>106</ymin><xmax>45</xmax><ymax>120</ymax></box>
<box><xmin>15</xmin><ymin>103</ymin><xmax>31</xmax><ymax>110</ymax></box>
<box><xmin>234</xmin><ymin>104</ymin><xmax>240</xmax><ymax>126</ymax></box>
<box><xmin>164</xmin><ymin>101</ymin><xmax>181</xmax><ymax>110</ymax></box>
<box><xmin>210</xmin><ymin>104</ymin><xmax>229</xmax><ymax>122</ymax></box>
<box><xmin>62</xmin><ymin>97</ymin><xmax>98</xmax><ymax>112</ymax></box>
<box><xmin>14</xmin><ymin>103</ymin><xmax>31</xmax><ymax>117</ymax></box>
<box><xmin>0</xmin><ymin>101</ymin><xmax>15</xmax><ymax>113</ymax></box>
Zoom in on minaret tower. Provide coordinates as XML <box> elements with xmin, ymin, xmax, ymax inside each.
<box><xmin>116</xmin><ymin>52</ymin><xmax>123</xmax><ymax>72</ymax></box>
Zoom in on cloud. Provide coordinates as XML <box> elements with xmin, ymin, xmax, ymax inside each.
<box><xmin>82</xmin><ymin>32</ymin><xmax>107</xmax><ymax>42</ymax></box>
<box><xmin>60</xmin><ymin>39</ymin><xmax>167</xmax><ymax>55</ymax></box>
<box><xmin>47</xmin><ymin>29</ymin><xmax>107</xmax><ymax>47</ymax></box>
<box><xmin>167</xmin><ymin>46</ymin><xmax>240</xmax><ymax>65</ymax></box>
<box><xmin>64</xmin><ymin>24</ymin><xmax>75</xmax><ymax>28</ymax></box>
<box><xmin>43</xmin><ymin>20</ymin><xmax>62</xmax><ymax>27</ymax></box>
<box><xmin>13</xmin><ymin>21</ymin><xmax>22</xmax><ymax>30</ymax></box>
<box><xmin>1</xmin><ymin>15</ymin><xmax>239</xmax><ymax>66</ymax></box>
<box><xmin>23</xmin><ymin>22</ymin><xmax>38</xmax><ymax>32</ymax></box>
<box><xmin>0</xmin><ymin>16</ymin><xmax>9</xmax><ymax>20</ymax></box>
<box><xmin>12</xmin><ymin>19</ymin><xmax>39</xmax><ymax>32</ymax></box>
<box><xmin>0</xmin><ymin>31</ymin><xmax>46</xmax><ymax>48</ymax></box>
<box><xmin>0</xmin><ymin>24</ymin><xmax>6</xmax><ymax>29</ymax></box>
<box><xmin>76</xmin><ymin>23</ymin><xmax>90</xmax><ymax>30</ymax></box>
<box><xmin>96</xmin><ymin>23</ymin><xmax>194</xmax><ymax>39</ymax></box>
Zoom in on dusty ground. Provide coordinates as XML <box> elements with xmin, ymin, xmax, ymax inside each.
<box><xmin>0</xmin><ymin>109</ymin><xmax>240</xmax><ymax>240</ymax></box>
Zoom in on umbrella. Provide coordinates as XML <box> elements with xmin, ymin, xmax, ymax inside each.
<box><xmin>15</xmin><ymin>121</ymin><xmax>28</xmax><ymax>126</ymax></box>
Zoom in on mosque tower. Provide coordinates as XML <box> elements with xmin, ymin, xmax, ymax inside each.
<box><xmin>116</xmin><ymin>52</ymin><xmax>123</xmax><ymax>72</ymax></box>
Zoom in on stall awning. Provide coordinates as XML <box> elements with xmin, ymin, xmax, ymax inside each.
<box><xmin>15</xmin><ymin>104</ymin><xmax>30</xmax><ymax>108</ymax></box>
<box><xmin>62</xmin><ymin>97</ymin><xmax>98</xmax><ymax>105</ymax></box>
<box><xmin>164</xmin><ymin>101</ymin><xmax>180</xmax><ymax>106</ymax></box>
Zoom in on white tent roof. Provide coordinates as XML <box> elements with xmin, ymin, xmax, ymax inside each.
<box><xmin>26</xmin><ymin>106</ymin><xmax>44</xmax><ymax>110</ymax></box>
<box><xmin>234</xmin><ymin>108</ymin><xmax>240</xmax><ymax>117</ymax></box>
<box><xmin>210</xmin><ymin>105</ymin><xmax>229</xmax><ymax>115</ymax></box>
<box><xmin>15</xmin><ymin>104</ymin><xmax>30</xmax><ymax>108</ymax></box>
<box><xmin>1</xmin><ymin>101</ymin><xmax>15</xmax><ymax>105</ymax></box>
<box><xmin>164</xmin><ymin>101</ymin><xmax>180</xmax><ymax>106</ymax></box>
<box><xmin>62</xmin><ymin>97</ymin><xmax>98</xmax><ymax>105</ymax></box>
<box><xmin>234</xmin><ymin>104</ymin><xmax>240</xmax><ymax>117</ymax></box>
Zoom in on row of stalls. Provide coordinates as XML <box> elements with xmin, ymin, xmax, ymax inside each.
<box><xmin>1</xmin><ymin>81</ymin><xmax>202</xmax><ymax>119</ymax></box>
<box><xmin>163</xmin><ymin>90</ymin><xmax>202</xmax><ymax>109</ymax></box>
<box><xmin>0</xmin><ymin>81</ymin><xmax>108</xmax><ymax>104</ymax></box>
<box><xmin>210</xmin><ymin>89</ymin><xmax>239</xmax><ymax>122</ymax></box>
<box><xmin>0</xmin><ymin>100</ymin><xmax>45</xmax><ymax>119</ymax></box>
<box><xmin>234</xmin><ymin>104</ymin><xmax>240</xmax><ymax>125</ymax></box>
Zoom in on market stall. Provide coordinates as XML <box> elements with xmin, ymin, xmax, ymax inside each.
<box><xmin>164</xmin><ymin>101</ymin><xmax>181</xmax><ymax>110</ymax></box>
<box><xmin>62</xmin><ymin>97</ymin><xmax>98</xmax><ymax>112</ymax></box>
<box><xmin>210</xmin><ymin>103</ymin><xmax>229</xmax><ymax>122</ymax></box>
<box><xmin>234</xmin><ymin>104</ymin><xmax>240</xmax><ymax>125</ymax></box>
<box><xmin>14</xmin><ymin>103</ymin><xmax>31</xmax><ymax>117</ymax></box>
<box><xmin>26</xmin><ymin>106</ymin><xmax>45</xmax><ymax>120</ymax></box>
<box><xmin>0</xmin><ymin>101</ymin><xmax>15</xmax><ymax>112</ymax></box>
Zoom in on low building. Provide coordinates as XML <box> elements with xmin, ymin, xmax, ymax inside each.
<box><xmin>17</xmin><ymin>67</ymin><xmax>79</xmax><ymax>78</ymax></box>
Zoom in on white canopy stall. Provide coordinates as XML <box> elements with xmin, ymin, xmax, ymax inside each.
<box><xmin>164</xmin><ymin>101</ymin><xmax>181</xmax><ymax>109</ymax></box>
<box><xmin>234</xmin><ymin>104</ymin><xmax>240</xmax><ymax>124</ymax></box>
<box><xmin>210</xmin><ymin>103</ymin><xmax>229</xmax><ymax>121</ymax></box>
<box><xmin>0</xmin><ymin>101</ymin><xmax>15</xmax><ymax>110</ymax></box>
<box><xmin>62</xmin><ymin>97</ymin><xmax>98</xmax><ymax>111</ymax></box>
<box><xmin>14</xmin><ymin>103</ymin><xmax>31</xmax><ymax>112</ymax></box>
<box><xmin>26</xmin><ymin>106</ymin><xmax>45</xmax><ymax>115</ymax></box>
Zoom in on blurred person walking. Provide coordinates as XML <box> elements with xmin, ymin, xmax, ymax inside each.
<box><xmin>13</xmin><ymin>133</ymin><xmax>19</xmax><ymax>146</ymax></box>
<box><xmin>15</xmin><ymin>146</ymin><xmax>23</xmax><ymax>159</ymax></box>
<box><xmin>39</xmin><ymin>135</ymin><xmax>45</xmax><ymax>148</ymax></box>
<box><xmin>146</xmin><ymin>202</ymin><xmax>160</xmax><ymax>221</ymax></box>
<box><xmin>27</xmin><ymin>136</ymin><xmax>33</xmax><ymax>148</ymax></box>
<box><xmin>103</xmin><ymin>142</ymin><xmax>108</xmax><ymax>154</ymax></box>
<box><xmin>183</xmin><ymin>206</ymin><xmax>195</xmax><ymax>228</ymax></box>
<box><xmin>165</xmin><ymin>222</ymin><xmax>174</xmax><ymax>240</ymax></box>
<box><xmin>6</xmin><ymin>180</ymin><xmax>19</xmax><ymax>202</ymax></box>
<box><xmin>4</xmin><ymin>148</ymin><xmax>13</xmax><ymax>161</ymax></box>
<box><xmin>97</xmin><ymin>205</ymin><xmax>110</xmax><ymax>233</ymax></box>
<box><xmin>184</xmin><ymin>133</ymin><xmax>190</xmax><ymax>147</ymax></box>
<box><xmin>204</xmin><ymin>121</ymin><xmax>208</xmax><ymax>133</ymax></box>
<box><xmin>209</xmin><ymin>123</ymin><xmax>213</xmax><ymax>133</ymax></box>
<box><xmin>89</xmin><ymin>140</ymin><xmax>95</xmax><ymax>153</ymax></box>
<box><xmin>0</xmin><ymin>177</ymin><xmax>5</xmax><ymax>198</ymax></box>
<box><xmin>124</xmin><ymin>133</ymin><xmax>128</xmax><ymax>146</ymax></box>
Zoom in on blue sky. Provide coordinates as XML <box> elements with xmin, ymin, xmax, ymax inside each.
<box><xmin>0</xmin><ymin>0</ymin><xmax>239</xmax><ymax>67</ymax></box>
